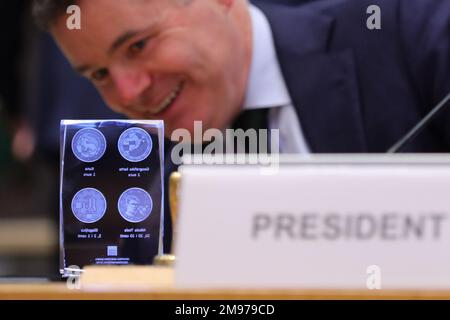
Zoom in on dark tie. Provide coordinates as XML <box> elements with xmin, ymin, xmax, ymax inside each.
<box><xmin>231</xmin><ymin>108</ymin><xmax>271</xmax><ymax>153</ymax></box>
<box><xmin>232</xmin><ymin>108</ymin><xmax>270</xmax><ymax>132</ymax></box>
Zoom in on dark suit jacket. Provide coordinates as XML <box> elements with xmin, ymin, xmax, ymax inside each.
<box><xmin>163</xmin><ymin>0</ymin><xmax>450</xmax><ymax>252</ymax></box>
<box><xmin>255</xmin><ymin>0</ymin><xmax>450</xmax><ymax>153</ymax></box>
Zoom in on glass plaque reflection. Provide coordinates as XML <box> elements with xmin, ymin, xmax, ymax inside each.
<box><xmin>60</xmin><ymin>120</ymin><xmax>164</xmax><ymax>277</ymax></box>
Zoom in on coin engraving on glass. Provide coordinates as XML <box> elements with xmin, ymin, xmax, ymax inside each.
<box><xmin>71</xmin><ymin>188</ymin><xmax>107</xmax><ymax>223</ymax></box>
<box><xmin>118</xmin><ymin>188</ymin><xmax>153</xmax><ymax>223</ymax></box>
<box><xmin>118</xmin><ymin>127</ymin><xmax>152</xmax><ymax>162</ymax></box>
<box><xmin>71</xmin><ymin>128</ymin><xmax>106</xmax><ymax>163</ymax></box>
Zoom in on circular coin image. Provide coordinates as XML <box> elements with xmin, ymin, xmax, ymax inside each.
<box><xmin>118</xmin><ymin>127</ymin><xmax>152</xmax><ymax>162</ymax></box>
<box><xmin>71</xmin><ymin>188</ymin><xmax>107</xmax><ymax>223</ymax></box>
<box><xmin>71</xmin><ymin>128</ymin><xmax>106</xmax><ymax>163</ymax></box>
<box><xmin>118</xmin><ymin>188</ymin><xmax>153</xmax><ymax>223</ymax></box>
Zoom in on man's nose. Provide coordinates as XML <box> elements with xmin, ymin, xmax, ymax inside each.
<box><xmin>111</xmin><ymin>68</ymin><xmax>152</xmax><ymax>106</ymax></box>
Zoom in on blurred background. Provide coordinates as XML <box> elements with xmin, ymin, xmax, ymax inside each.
<box><xmin>0</xmin><ymin>1</ymin><xmax>123</xmax><ymax>278</ymax></box>
<box><xmin>0</xmin><ymin>0</ymin><xmax>311</xmax><ymax>279</ymax></box>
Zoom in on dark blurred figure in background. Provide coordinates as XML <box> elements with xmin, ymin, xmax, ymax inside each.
<box><xmin>0</xmin><ymin>2</ymin><xmax>29</xmax><ymax>171</ymax></box>
<box><xmin>0</xmin><ymin>1</ymin><xmax>50</xmax><ymax>278</ymax></box>
<box><xmin>0</xmin><ymin>2</ymin><xmax>28</xmax><ymax>119</ymax></box>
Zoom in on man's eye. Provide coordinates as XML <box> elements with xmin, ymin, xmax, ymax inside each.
<box><xmin>91</xmin><ymin>69</ymin><xmax>109</xmax><ymax>82</ymax></box>
<box><xmin>129</xmin><ymin>39</ymin><xmax>148</xmax><ymax>56</ymax></box>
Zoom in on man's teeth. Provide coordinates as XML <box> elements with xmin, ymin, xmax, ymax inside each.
<box><xmin>153</xmin><ymin>83</ymin><xmax>182</xmax><ymax>114</ymax></box>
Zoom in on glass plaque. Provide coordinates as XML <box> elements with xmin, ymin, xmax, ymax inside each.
<box><xmin>59</xmin><ymin>120</ymin><xmax>164</xmax><ymax>277</ymax></box>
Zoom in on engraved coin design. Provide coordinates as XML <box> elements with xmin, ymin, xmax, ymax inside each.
<box><xmin>118</xmin><ymin>188</ymin><xmax>153</xmax><ymax>223</ymax></box>
<box><xmin>71</xmin><ymin>188</ymin><xmax>107</xmax><ymax>223</ymax></box>
<box><xmin>71</xmin><ymin>128</ymin><xmax>106</xmax><ymax>163</ymax></box>
<box><xmin>118</xmin><ymin>127</ymin><xmax>152</xmax><ymax>162</ymax></box>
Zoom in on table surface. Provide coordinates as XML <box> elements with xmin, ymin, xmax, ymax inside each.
<box><xmin>1</xmin><ymin>266</ymin><xmax>450</xmax><ymax>300</ymax></box>
<box><xmin>2</xmin><ymin>283</ymin><xmax>450</xmax><ymax>300</ymax></box>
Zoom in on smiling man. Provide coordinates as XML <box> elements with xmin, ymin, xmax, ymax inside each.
<box><xmin>33</xmin><ymin>0</ymin><xmax>450</xmax><ymax>154</ymax></box>
<box><xmin>32</xmin><ymin>0</ymin><xmax>450</xmax><ymax>252</ymax></box>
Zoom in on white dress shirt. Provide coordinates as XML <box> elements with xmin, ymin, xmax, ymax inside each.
<box><xmin>243</xmin><ymin>5</ymin><xmax>311</xmax><ymax>154</ymax></box>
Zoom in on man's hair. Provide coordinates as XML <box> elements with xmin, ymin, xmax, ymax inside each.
<box><xmin>32</xmin><ymin>0</ymin><xmax>78</xmax><ymax>30</ymax></box>
<box><xmin>32</xmin><ymin>0</ymin><xmax>193</xmax><ymax>30</ymax></box>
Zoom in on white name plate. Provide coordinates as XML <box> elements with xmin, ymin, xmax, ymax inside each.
<box><xmin>175</xmin><ymin>156</ymin><xmax>450</xmax><ymax>290</ymax></box>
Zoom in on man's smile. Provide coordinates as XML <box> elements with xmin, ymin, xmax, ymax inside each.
<box><xmin>149</xmin><ymin>80</ymin><xmax>184</xmax><ymax>115</ymax></box>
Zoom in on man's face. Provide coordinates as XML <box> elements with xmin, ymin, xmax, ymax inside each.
<box><xmin>52</xmin><ymin>0</ymin><xmax>251</xmax><ymax>137</ymax></box>
<box><xmin>126</xmin><ymin>198</ymin><xmax>139</xmax><ymax>215</ymax></box>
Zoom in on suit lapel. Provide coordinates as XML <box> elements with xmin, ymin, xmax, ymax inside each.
<box><xmin>255</xmin><ymin>2</ymin><xmax>368</xmax><ymax>153</ymax></box>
